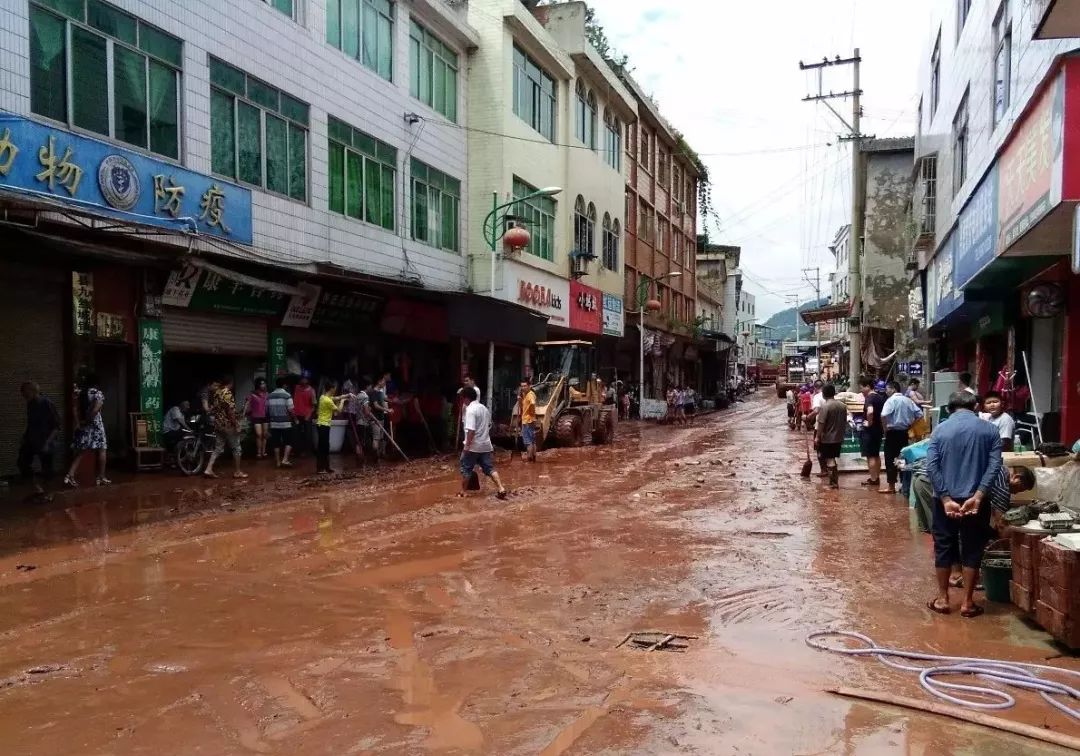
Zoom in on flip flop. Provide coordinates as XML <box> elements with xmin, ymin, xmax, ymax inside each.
<box><xmin>960</xmin><ymin>605</ymin><xmax>984</xmax><ymax>619</ymax></box>
<box><xmin>948</xmin><ymin>574</ymin><xmax>964</xmax><ymax>588</ymax></box>
<box><xmin>860</xmin><ymin>478</ymin><xmax>879</xmax><ymax>486</ymax></box>
<box><xmin>927</xmin><ymin>598</ymin><xmax>951</xmax><ymax>615</ymax></box>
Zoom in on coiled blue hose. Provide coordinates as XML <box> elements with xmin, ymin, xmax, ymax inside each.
<box><xmin>806</xmin><ymin>630</ymin><xmax>1080</xmax><ymax>721</ymax></box>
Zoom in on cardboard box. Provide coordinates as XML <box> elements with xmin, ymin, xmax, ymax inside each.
<box><xmin>1035</xmin><ymin>600</ymin><xmax>1080</xmax><ymax>649</ymax></box>
<box><xmin>1010</xmin><ymin>581</ymin><xmax>1034</xmax><ymax>613</ymax></box>
<box><xmin>1039</xmin><ymin>539</ymin><xmax>1080</xmax><ymax>589</ymax></box>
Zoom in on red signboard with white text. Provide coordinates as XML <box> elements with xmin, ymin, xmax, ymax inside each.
<box><xmin>569</xmin><ymin>280</ymin><xmax>603</xmax><ymax>335</ymax></box>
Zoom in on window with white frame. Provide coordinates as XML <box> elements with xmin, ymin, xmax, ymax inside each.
<box><xmin>602</xmin><ymin>213</ymin><xmax>620</xmax><ymax>271</ymax></box>
<box><xmin>603</xmin><ymin>109</ymin><xmax>621</xmax><ymax>171</ymax></box>
<box><xmin>575</xmin><ymin>81</ymin><xmax>597</xmax><ymax>149</ymax></box>
<box><xmin>29</xmin><ymin>0</ymin><xmax>182</xmax><ymax>159</ymax></box>
<box><xmin>326</xmin><ymin>115</ymin><xmax>396</xmax><ymax>229</ymax></box>
<box><xmin>326</xmin><ymin>0</ymin><xmax>394</xmax><ymax>81</ymax></box>
<box><xmin>956</xmin><ymin>0</ymin><xmax>971</xmax><ymax>41</ymax></box>
<box><xmin>513</xmin><ymin>46</ymin><xmax>556</xmax><ymax>141</ymax></box>
<box><xmin>262</xmin><ymin>0</ymin><xmax>296</xmax><ymax>20</ymax></box>
<box><xmin>410</xmin><ymin>20</ymin><xmax>457</xmax><ymax>121</ymax></box>
<box><xmin>513</xmin><ymin>177</ymin><xmax>556</xmax><ymax>261</ymax></box>
<box><xmin>410</xmin><ymin>158</ymin><xmax>460</xmax><ymax>252</ymax></box>
<box><xmin>952</xmin><ymin>90</ymin><xmax>969</xmax><ymax>196</ymax></box>
<box><xmin>210</xmin><ymin>58</ymin><xmax>309</xmax><ymax>201</ymax></box>
<box><xmin>992</xmin><ymin>2</ymin><xmax>1012</xmax><ymax>129</ymax></box>
<box><xmin>574</xmin><ymin>195</ymin><xmax>596</xmax><ymax>259</ymax></box>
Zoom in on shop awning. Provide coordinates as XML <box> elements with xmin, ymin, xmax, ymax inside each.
<box><xmin>447</xmin><ymin>296</ymin><xmax>548</xmax><ymax>346</ymax></box>
<box><xmin>800</xmin><ymin>302</ymin><xmax>851</xmax><ymax>325</ymax></box>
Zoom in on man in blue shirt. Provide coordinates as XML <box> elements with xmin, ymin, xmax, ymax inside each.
<box><xmin>924</xmin><ymin>391</ymin><xmax>1002</xmax><ymax>618</ymax></box>
<box><xmin>880</xmin><ymin>380</ymin><xmax>924</xmax><ymax>494</ymax></box>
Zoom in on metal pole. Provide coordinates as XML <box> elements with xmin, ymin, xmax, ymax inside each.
<box><xmin>487</xmin><ymin>191</ymin><xmax>496</xmax><ymax>410</ymax></box>
<box><xmin>639</xmin><ymin>306</ymin><xmax>645</xmax><ymax>417</ymax></box>
<box><xmin>848</xmin><ymin>49</ymin><xmax>864</xmax><ymax>389</ymax></box>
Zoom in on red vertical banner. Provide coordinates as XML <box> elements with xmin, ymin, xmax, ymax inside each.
<box><xmin>1061</xmin><ymin>276</ymin><xmax>1080</xmax><ymax>444</ymax></box>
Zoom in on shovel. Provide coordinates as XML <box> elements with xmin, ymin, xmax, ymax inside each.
<box><xmin>801</xmin><ymin>430</ymin><xmax>814</xmax><ymax>478</ymax></box>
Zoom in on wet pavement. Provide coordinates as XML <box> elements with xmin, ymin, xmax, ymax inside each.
<box><xmin>1</xmin><ymin>395</ymin><xmax>1078</xmax><ymax>755</ymax></box>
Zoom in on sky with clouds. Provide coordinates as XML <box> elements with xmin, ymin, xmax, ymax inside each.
<box><xmin>588</xmin><ymin>0</ymin><xmax>934</xmax><ymax>320</ymax></box>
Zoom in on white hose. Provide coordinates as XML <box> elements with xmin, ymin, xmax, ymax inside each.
<box><xmin>806</xmin><ymin>630</ymin><xmax>1080</xmax><ymax>721</ymax></box>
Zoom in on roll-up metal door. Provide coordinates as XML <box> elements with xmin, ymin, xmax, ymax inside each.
<box><xmin>162</xmin><ymin>308</ymin><xmax>267</xmax><ymax>356</ymax></box>
<box><xmin>0</xmin><ymin>262</ymin><xmax>65</xmax><ymax>477</ymax></box>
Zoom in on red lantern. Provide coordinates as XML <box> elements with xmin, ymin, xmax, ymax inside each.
<box><xmin>645</xmin><ymin>299</ymin><xmax>662</xmax><ymax>312</ymax></box>
<box><xmin>503</xmin><ymin>226</ymin><xmax>531</xmax><ymax>251</ymax></box>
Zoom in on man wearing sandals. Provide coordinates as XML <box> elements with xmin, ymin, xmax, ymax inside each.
<box><xmin>204</xmin><ymin>376</ymin><xmax>247</xmax><ymax>480</ymax></box>
<box><xmin>924</xmin><ymin>391</ymin><xmax>1002</xmax><ymax>618</ymax></box>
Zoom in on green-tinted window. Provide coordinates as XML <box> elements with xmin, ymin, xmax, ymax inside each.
<box><xmin>210</xmin><ymin>58</ymin><xmax>246</xmax><ymax>95</ymax></box>
<box><xmin>328</xmin><ymin>0</ymin><xmax>394</xmax><ymax>81</ymax></box>
<box><xmin>513</xmin><ymin>46</ymin><xmax>556</xmax><ymax>142</ymax></box>
<box><xmin>287</xmin><ymin>124</ymin><xmax>306</xmax><ymax>202</ymax></box>
<box><xmin>269</xmin><ymin>0</ymin><xmax>294</xmax><ymax>18</ymax></box>
<box><xmin>148</xmin><ymin>61</ymin><xmax>178</xmax><ymax>158</ymax></box>
<box><xmin>237</xmin><ymin>101</ymin><xmax>262</xmax><ymax>185</ymax></box>
<box><xmin>71</xmin><ymin>26</ymin><xmax>108</xmax><ymax>135</ymax></box>
<box><xmin>265</xmin><ymin>115</ymin><xmax>288</xmax><ymax>195</ymax></box>
<box><xmin>410</xmin><ymin>21</ymin><xmax>457</xmax><ymax>121</ymax></box>
<box><xmin>328</xmin><ymin>117</ymin><xmax>396</xmax><ymax>230</ymax></box>
<box><xmin>113</xmin><ymin>45</ymin><xmax>148</xmax><ymax>148</ymax></box>
<box><xmin>87</xmin><ymin>0</ymin><xmax>136</xmax><ymax>44</ymax></box>
<box><xmin>210</xmin><ymin>89</ymin><xmax>235</xmax><ymax>178</ymax></box>
<box><xmin>410</xmin><ymin>159</ymin><xmax>460</xmax><ymax>252</ymax></box>
<box><xmin>329</xmin><ymin>142</ymin><xmax>345</xmax><ymax>214</ymax></box>
<box><xmin>513</xmin><ymin>178</ymin><xmax>556</xmax><ymax>260</ymax></box>
<box><xmin>29</xmin><ymin>7</ymin><xmax>66</xmax><ymax>123</ymax></box>
<box><xmin>29</xmin><ymin>1</ymin><xmax>182</xmax><ymax>159</ymax></box>
<box><xmin>138</xmin><ymin>23</ymin><xmax>181</xmax><ymax>67</ymax></box>
<box><xmin>209</xmin><ymin>60</ymin><xmax>309</xmax><ymax>200</ymax></box>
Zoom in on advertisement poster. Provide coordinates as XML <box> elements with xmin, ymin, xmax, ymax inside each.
<box><xmin>138</xmin><ymin>319</ymin><xmax>164</xmax><ymax>442</ymax></box>
<box><xmin>569</xmin><ymin>281</ymin><xmax>603</xmax><ymax>335</ymax></box>
<box><xmin>602</xmin><ymin>293</ymin><xmax>625</xmax><ymax>337</ymax></box>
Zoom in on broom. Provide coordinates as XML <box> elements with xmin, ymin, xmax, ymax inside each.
<box><xmin>801</xmin><ymin>427</ymin><xmax>814</xmax><ymax>478</ymax></box>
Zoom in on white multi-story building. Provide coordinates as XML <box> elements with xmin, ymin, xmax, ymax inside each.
<box><xmin>828</xmin><ymin>224</ymin><xmax>851</xmax><ymax>341</ymax></box>
<box><xmin>913</xmin><ymin>0</ymin><xmax>1080</xmax><ymax>439</ymax></box>
<box><xmin>0</xmin><ymin>0</ymin><xmax>523</xmax><ymax>469</ymax></box>
<box><xmin>464</xmin><ymin>0</ymin><xmax>636</xmax><ymax>408</ymax></box>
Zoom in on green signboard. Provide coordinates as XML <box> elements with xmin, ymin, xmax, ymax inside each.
<box><xmin>139</xmin><ymin>318</ymin><xmax>164</xmax><ymax>443</ymax></box>
<box><xmin>161</xmin><ymin>263</ymin><xmax>289</xmax><ymax>317</ymax></box>
<box><xmin>268</xmin><ymin>329</ymin><xmax>288</xmax><ymax>380</ymax></box>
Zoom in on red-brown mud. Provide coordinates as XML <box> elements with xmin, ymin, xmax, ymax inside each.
<box><xmin>0</xmin><ymin>396</ymin><xmax>1077</xmax><ymax>754</ymax></box>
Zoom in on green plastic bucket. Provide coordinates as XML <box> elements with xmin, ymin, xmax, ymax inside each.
<box><xmin>981</xmin><ymin>558</ymin><xmax>1012</xmax><ymax>603</ymax></box>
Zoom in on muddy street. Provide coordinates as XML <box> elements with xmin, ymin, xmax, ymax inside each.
<box><xmin>1</xmin><ymin>395</ymin><xmax>1077</xmax><ymax>755</ymax></box>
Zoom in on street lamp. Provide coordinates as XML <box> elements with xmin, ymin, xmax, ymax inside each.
<box><xmin>481</xmin><ymin>186</ymin><xmax>563</xmax><ymax>408</ymax></box>
<box><xmin>632</xmin><ymin>271</ymin><xmax>682</xmax><ymax>417</ymax></box>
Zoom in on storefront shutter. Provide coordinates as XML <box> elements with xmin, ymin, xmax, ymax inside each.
<box><xmin>161</xmin><ymin>308</ymin><xmax>267</xmax><ymax>356</ymax></box>
<box><xmin>0</xmin><ymin>262</ymin><xmax>65</xmax><ymax>477</ymax></box>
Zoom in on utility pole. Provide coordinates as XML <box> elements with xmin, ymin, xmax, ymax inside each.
<box><xmin>799</xmin><ymin>49</ymin><xmax>870</xmax><ymax>389</ymax></box>
<box><xmin>802</xmin><ymin>266</ymin><xmax>822</xmax><ymax>374</ymax></box>
<box><xmin>784</xmin><ymin>292</ymin><xmax>800</xmax><ymax>357</ymax></box>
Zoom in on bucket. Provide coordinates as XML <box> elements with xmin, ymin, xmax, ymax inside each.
<box><xmin>981</xmin><ymin>558</ymin><xmax>1012</xmax><ymax>603</ymax></box>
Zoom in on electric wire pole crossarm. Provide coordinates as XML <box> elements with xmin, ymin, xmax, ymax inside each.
<box><xmin>798</xmin><ymin>48</ymin><xmax>867</xmax><ymax>389</ymax></box>
<box><xmin>631</xmin><ymin>271</ymin><xmax>682</xmax><ymax>416</ymax></box>
<box><xmin>480</xmin><ymin>186</ymin><xmax>562</xmax><ymax>409</ymax></box>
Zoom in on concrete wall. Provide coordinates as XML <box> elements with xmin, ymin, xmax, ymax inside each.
<box><xmin>915</xmin><ymin>0</ymin><xmax>1080</xmax><ymax>261</ymax></box>
<box><xmin>1</xmin><ymin>0</ymin><xmax>476</xmax><ymax>289</ymax></box>
<box><xmin>861</xmin><ymin>147</ymin><xmax>915</xmax><ymax>330</ymax></box>
<box><xmin>466</xmin><ymin>0</ymin><xmax>631</xmax><ymax>300</ymax></box>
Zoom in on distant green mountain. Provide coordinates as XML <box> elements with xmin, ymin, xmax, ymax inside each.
<box><xmin>762</xmin><ymin>298</ymin><xmax>827</xmax><ymax>342</ymax></box>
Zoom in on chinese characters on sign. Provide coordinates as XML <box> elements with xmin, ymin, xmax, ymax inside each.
<box><xmin>139</xmin><ymin>319</ymin><xmax>164</xmax><ymax>442</ymax></box>
<box><xmin>0</xmin><ymin>128</ymin><xmax>18</xmax><ymax>176</ymax></box>
<box><xmin>36</xmin><ymin>135</ymin><xmax>83</xmax><ymax>195</ymax></box>
<box><xmin>0</xmin><ymin>112</ymin><xmax>253</xmax><ymax>243</ymax></box>
<box><xmin>997</xmin><ymin>73</ymin><xmax>1063</xmax><ymax>249</ymax></box>
<box><xmin>602</xmin><ymin>293</ymin><xmax>624</xmax><ymax>337</ymax></box>
<box><xmin>153</xmin><ymin>174</ymin><xmax>185</xmax><ymax>218</ymax></box>
<box><xmin>569</xmin><ymin>280</ymin><xmax>603</xmax><ymax>335</ymax></box>
<box><xmin>72</xmin><ymin>272</ymin><xmax>94</xmax><ymax>336</ymax></box>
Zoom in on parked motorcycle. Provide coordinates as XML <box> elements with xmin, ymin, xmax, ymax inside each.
<box><xmin>175</xmin><ymin>415</ymin><xmax>217</xmax><ymax>476</ymax></box>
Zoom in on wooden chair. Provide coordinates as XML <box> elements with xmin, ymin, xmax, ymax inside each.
<box><xmin>129</xmin><ymin>412</ymin><xmax>165</xmax><ymax>471</ymax></box>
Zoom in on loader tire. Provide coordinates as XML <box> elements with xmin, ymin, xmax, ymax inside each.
<box><xmin>555</xmin><ymin>413</ymin><xmax>584</xmax><ymax>447</ymax></box>
<box><xmin>593</xmin><ymin>407</ymin><xmax>616</xmax><ymax>444</ymax></box>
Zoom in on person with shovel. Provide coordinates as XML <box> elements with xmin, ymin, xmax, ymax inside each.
<box><xmin>458</xmin><ymin>386</ymin><xmax>507</xmax><ymax>500</ymax></box>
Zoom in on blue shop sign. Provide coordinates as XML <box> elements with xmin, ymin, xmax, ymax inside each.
<box><xmin>954</xmin><ymin>165</ymin><xmax>999</xmax><ymax>290</ymax></box>
<box><xmin>928</xmin><ymin>234</ymin><xmax>963</xmax><ymax>327</ymax></box>
<box><xmin>0</xmin><ymin>113</ymin><xmax>252</xmax><ymax>245</ymax></box>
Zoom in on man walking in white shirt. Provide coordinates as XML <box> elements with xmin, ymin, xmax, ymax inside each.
<box><xmin>459</xmin><ymin>387</ymin><xmax>508</xmax><ymax>500</ymax></box>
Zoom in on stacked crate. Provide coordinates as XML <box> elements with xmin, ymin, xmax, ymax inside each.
<box><xmin>1035</xmin><ymin>539</ymin><xmax>1080</xmax><ymax>649</ymax></box>
<box><xmin>1009</xmin><ymin>529</ymin><xmax>1045</xmax><ymax>614</ymax></box>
